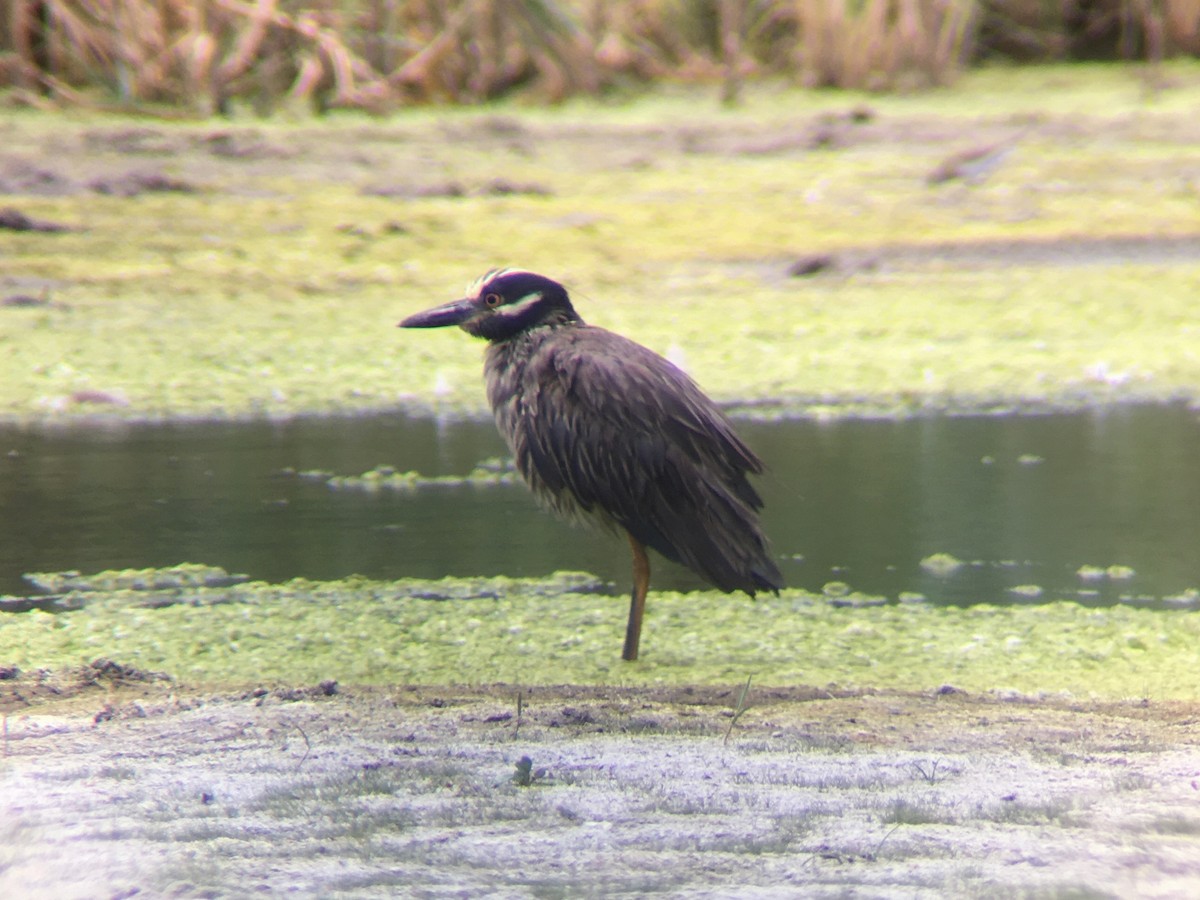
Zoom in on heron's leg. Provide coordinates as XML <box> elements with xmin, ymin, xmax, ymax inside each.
<box><xmin>623</xmin><ymin>535</ymin><xmax>650</xmax><ymax>661</ymax></box>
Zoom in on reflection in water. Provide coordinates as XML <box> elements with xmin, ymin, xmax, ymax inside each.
<box><xmin>0</xmin><ymin>406</ymin><xmax>1196</xmax><ymax>606</ymax></box>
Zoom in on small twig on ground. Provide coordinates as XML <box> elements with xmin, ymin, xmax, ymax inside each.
<box><xmin>913</xmin><ymin>759</ymin><xmax>944</xmax><ymax>784</ymax></box>
<box><xmin>723</xmin><ymin>675</ymin><xmax>753</xmax><ymax>746</ymax></box>
<box><xmin>867</xmin><ymin>824</ymin><xmax>901</xmax><ymax>861</ymax></box>
<box><xmin>293</xmin><ymin>724</ymin><xmax>311</xmax><ymax>770</ymax></box>
<box><xmin>514</xmin><ymin>689</ymin><xmax>524</xmax><ymax>738</ymax></box>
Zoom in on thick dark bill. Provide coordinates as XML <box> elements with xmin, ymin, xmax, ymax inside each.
<box><xmin>398</xmin><ymin>297</ymin><xmax>476</xmax><ymax>329</ymax></box>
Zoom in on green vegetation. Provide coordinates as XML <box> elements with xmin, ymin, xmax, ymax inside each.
<box><xmin>4</xmin><ymin>571</ymin><xmax>1199</xmax><ymax>698</ymax></box>
<box><xmin>3</xmin><ymin>64</ymin><xmax>1200</xmax><ymax>424</ymax></box>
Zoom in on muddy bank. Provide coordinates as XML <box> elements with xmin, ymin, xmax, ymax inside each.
<box><xmin>3</xmin><ymin>683</ymin><xmax>1199</xmax><ymax>897</ymax></box>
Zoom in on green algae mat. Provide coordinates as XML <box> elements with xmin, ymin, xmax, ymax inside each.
<box><xmin>4</xmin><ymin>568</ymin><xmax>1198</xmax><ymax>701</ymax></box>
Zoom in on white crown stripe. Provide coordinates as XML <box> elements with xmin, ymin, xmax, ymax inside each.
<box><xmin>465</xmin><ymin>267</ymin><xmax>537</xmax><ymax>299</ymax></box>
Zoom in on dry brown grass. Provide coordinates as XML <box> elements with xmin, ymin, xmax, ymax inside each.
<box><xmin>794</xmin><ymin>0</ymin><xmax>977</xmax><ymax>89</ymax></box>
<box><xmin>0</xmin><ymin>0</ymin><xmax>1196</xmax><ymax>112</ymax></box>
<box><xmin>976</xmin><ymin>0</ymin><xmax>1200</xmax><ymax>61</ymax></box>
<box><xmin>0</xmin><ymin>0</ymin><xmax>605</xmax><ymax>111</ymax></box>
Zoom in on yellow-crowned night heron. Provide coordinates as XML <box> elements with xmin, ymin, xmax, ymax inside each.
<box><xmin>399</xmin><ymin>269</ymin><xmax>782</xmax><ymax>660</ymax></box>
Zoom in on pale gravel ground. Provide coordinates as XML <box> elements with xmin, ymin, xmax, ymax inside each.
<box><xmin>2</xmin><ymin>686</ymin><xmax>1200</xmax><ymax>898</ymax></box>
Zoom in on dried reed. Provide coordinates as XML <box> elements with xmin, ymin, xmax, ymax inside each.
<box><xmin>0</xmin><ymin>0</ymin><xmax>1192</xmax><ymax>113</ymax></box>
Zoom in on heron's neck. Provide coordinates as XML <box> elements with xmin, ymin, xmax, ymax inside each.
<box><xmin>484</xmin><ymin>320</ymin><xmax>581</xmax><ymax>406</ymax></box>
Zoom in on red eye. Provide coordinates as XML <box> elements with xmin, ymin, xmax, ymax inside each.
<box><xmin>484</xmin><ymin>293</ymin><xmax>502</xmax><ymax>308</ymax></box>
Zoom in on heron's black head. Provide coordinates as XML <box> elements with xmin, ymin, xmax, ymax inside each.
<box><xmin>399</xmin><ymin>268</ymin><xmax>581</xmax><ymax>342</ymax></box>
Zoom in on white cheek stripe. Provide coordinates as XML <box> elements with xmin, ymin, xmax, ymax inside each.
<box><xmin>499</xmin><ymin>292</ymin><xmax>544</xmax><ymax>316</ymax></box>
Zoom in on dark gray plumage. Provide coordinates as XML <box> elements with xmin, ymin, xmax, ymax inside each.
<box><xmin>400</xmin><ymin>268</ymin><xmax>782</xmax><ymax>660</ymax></box>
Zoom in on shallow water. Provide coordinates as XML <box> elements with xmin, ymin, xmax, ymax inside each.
<box><xmin>0</xmin><ymin>405</ymin><xmax>1196</xmax><ymax>606</ymax></box>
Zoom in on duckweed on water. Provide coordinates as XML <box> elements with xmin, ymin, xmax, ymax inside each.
<box><xmin>2</xmin><ymin>572</ymin><xmax>1198</xmax><ymax>699</ymax></box>
<box><xmin>1007</xmin><ymin>584</ymin><xmax>1044</xmax><ymax>599</ymax></box>
<box><xmin>307</xmin><ymin>458</ymin><xmax>517</xmax><ymax>492</ymax></box>
<box><xmin>21</xmin><ymin>564</ymin><xmax>248</xmax><ymax>594</ymax></box>
<box><xmin>919</xmin><ymin>553</ymin><xmax>966</xmax><ymax>577</ymax></box>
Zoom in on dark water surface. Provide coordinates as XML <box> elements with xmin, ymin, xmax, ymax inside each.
<box><xmin>1</xmin><ymin>406</ymin><xmax>1196</xmax><ymax>606</ymax></box>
